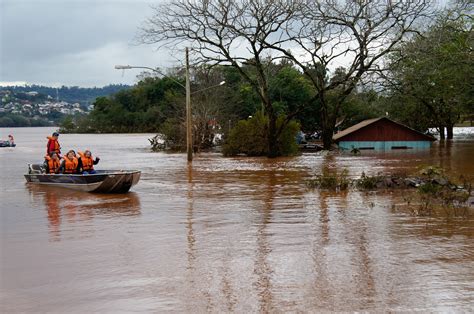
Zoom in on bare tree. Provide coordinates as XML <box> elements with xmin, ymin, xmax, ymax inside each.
<box><xmin>263</xmin><ymin>0</ymin><xmax>436</xmax><ymax>148</ymax></box>
<box><xmin>141</xmin><ymin>0</ymin><xmax>434</xmax><ymax>152</ymax></box>
<box><xmin>140</xmin><ymin>0</ymin><xmax>303</xmax><ymax>157</ymax></box>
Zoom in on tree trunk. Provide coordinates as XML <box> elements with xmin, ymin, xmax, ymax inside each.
<box><xmin>320</xmin><ymin>110</ymin><xmax>334</xmax><ymax>150</ymax></box>
<box><xmin>446</xmin><ymin>125</ymin><xmax>454</xmax><ymax>140</ymax></box>
<box><xmin>267</xmin><ymin>114</ymin><xmax>278</xmax><ymax>158</ymax></box>
<box><xmin>439</xmin><ymin>126</ymin><xmax>445</xmax><ymax>140</ymax></box>
<box><xmin>322</xmin><ymin>126</ymin><xmax>333</xmax><ymax>150</ymax></box>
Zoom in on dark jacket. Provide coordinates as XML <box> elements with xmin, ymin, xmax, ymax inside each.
<box><xmin>77</xmin><ymin>156</ymin><xmax>100</xmax><ymax>172</ymax></box>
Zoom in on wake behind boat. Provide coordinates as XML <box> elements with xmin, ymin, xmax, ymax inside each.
<box><xmin>24</xmin><ymin>164</ymin><xmax>140</xmax><ymax>193</ymax></box>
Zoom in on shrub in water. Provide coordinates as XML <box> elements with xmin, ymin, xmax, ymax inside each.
<box><xmin>355</xmin><ymin>172</ymin><xmax>381</xmax><ymax>190</ymax></box>
<box><xmin>223</xmin><ymin>111</ymin><xmax>299</xmax><ymax>157</ymax></box>
<box><xmin>307</xmin><ymin>169</ymin><xmax>350</xmax><ymax>191</ymax></box>
<box><xmin>158</xmin><ymin>117</ymin><xmax>186</xmax><ymax>151</ymax></box>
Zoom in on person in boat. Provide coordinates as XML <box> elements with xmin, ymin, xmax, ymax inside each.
<box><xmin>43</xmin><ymin>151</ymin><xmax>61</xmax><ymax>174</ymax></box>
<box><xmin>59</xmin><ymin>150</ymin><xmax>79</xmax><ymax>174</ymax></box>
<box><xmin>8</xmin><ymin>134</ymin><xmax>14</xmax><ymax>146</ymax></box>
<box><xmin>46</xmin><ymin>132</ymin><xmax>61</xmax><ymax>156</ymax></box>
<box><xmin>77</xmin><ymin>150</ymin><xmax>100</xmax><ymax>174</ymax></box>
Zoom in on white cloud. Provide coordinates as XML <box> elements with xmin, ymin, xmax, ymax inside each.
<box><xmin>0</xmin><ymin>0</ymin><xmax>172</xmax><ymax>87</ymax></box>
<box><xmin>0</xmin><ymin>81</ymin><xmax>27</xmax><ymax>87</ymax></box>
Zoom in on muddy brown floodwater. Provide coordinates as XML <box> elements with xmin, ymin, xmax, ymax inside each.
<box><xmin>1</xmin><ymin>127</ymin><xmax>474</xmax><ymax>312</ymax></box>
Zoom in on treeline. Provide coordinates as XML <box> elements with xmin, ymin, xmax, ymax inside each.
<box><xmin>61</xmin><ymin>64</ymin><xmax>384</xmax><ymax>135</ymax></box>
<box><xmin>0</xmin><ymin>113</ymin><xmax>50</xmax><ymax>127</ymax></box>
<box><xmin>0</xmin><ymin>84</ymin><xmax>130</xmax><ymax>105</ymax></box>
<box><xmin>62</xmin><ymin>1</ymin><xmax>473</xmax><ymax>156</ymax></box>
<box><xmin>61</xmin><ymin>77</ymin><xmax>187</xmax><ymax>133</ymax></box>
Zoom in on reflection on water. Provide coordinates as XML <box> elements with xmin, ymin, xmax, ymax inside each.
<box><xmin>1</xmin><ymin>127</ymin><xmax>474</xmax><ymax>312</ymax></box>
<box><xmin>255</xmin><ymin>169</ymin><xmax>275</xmax><ymax>313</ymax></box>
<box><xmin>26</xmin><ymin>185</ymin><xmax>141</xmax><ymax>241</ymax></box>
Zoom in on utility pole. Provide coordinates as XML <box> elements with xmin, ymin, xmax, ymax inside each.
<box><xmin>115</xmin><ymin>57</ymin><xmax>224</xmax><ymax>163</ymax></box>
<box><xmin>185</xmin><ymin>47</ymin><xmax>192</xmax><ymax>162</ymax></box>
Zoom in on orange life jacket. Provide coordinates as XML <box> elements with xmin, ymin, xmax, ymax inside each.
<box><xmin>78</xmin><ymin>151</ymin><xmax>94</xmax><ymax>171</ymax></box>
<box><xmin>46</xmin><ymin>136</ymin><xmax>61</xmax><ymax>154</ymax></box>
<box><xmin>45</xmin><ymin>155</ymin><xmax>60</xmax><ymax>174</ymax></box>
<box><xmin>63</xmin><ymin>157</ymin><xmax>78</xmax><ymax>174</ymax></box>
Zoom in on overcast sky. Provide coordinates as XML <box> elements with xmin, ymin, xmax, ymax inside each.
<box><xmin>0</xmin><ymin>0</ymin><xmax>174</xmax><ymax>87</ymax></box>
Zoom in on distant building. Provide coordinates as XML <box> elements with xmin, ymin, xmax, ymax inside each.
<box><xmin>333</xmin><ymin>117</ymin><xmax>436</xmax><ymax>150</ymax></box>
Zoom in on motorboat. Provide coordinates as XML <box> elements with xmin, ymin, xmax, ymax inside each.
<box><xmin>24</xmin><ymin>164</ymin><xmax>141</xmax><ymax>193</ymax></box>
<box><xmin>0</xmin><ymin>140</ymin><xmax>15</xmax><ymax>147</ymax></box>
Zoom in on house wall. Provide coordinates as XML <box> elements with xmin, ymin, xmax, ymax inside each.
<box><xmin>338</xmin><ymin>141</ymin><xmax>432</xmax><ymax>150</ymax></box>
<box><xmin>339</xmin><ymin>119</ymin><xmax>432</xmax><ymax>142</ymax></box>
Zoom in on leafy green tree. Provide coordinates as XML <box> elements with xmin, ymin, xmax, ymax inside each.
<box><xmin>268</xmin><ymin>67</ymin><xmax>315</xmax><ymax>129</ymax></box>
<box><xmin>77</xmin><ymin>77</ymin><xmax>185</xmax><ymax>133</ymax></box>
<box><xmin>386</xmin><ymin>12</ymin><xmax>473</xmax><ymax>138</ymax></box>
<box><xmin>339</xmin><ymin>90</ymin><xmax>383</xmax><ymax>130</ymax></box>
<box><xmin>0</xmin><ymin>84</ymin><xmax>130</xmax><ymax>105</ymax></box>
<box><xmin>223</xmin><ymin>111</ymin><xmax>300</xmax><ymax>157</ymax></box>
<box><xmin>0</xmin><ymin>116</ymin><xmax>14</xmax><ymax>127</ymax></box>
<box><xmin>59</xmin><ymin>116</ymin><xmax>75</xmax><ymax>132</ymax></box>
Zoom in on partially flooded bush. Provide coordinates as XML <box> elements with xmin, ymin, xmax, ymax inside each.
<box><xmin>413</xmin><ymin>185</ymin><xmax>471</xmax><ymax>217</ymax></box>
<box><xmin>419</xmin><ymin>165</ymin><xmax>443</xmax><ymax>178</ymax></box>
<box><xmin>307</xmin><ymin>169</ymin><xmax>350</xmax><ymax>191</ymax></box>
<box><xmin>416</xmin><ymin>182</ymin><xmax>441</xmax><ymax>216</ymax></box>
<box><xmin>355</xmin><ymin>172</ymin><xmax>382</xmax><ymax>190</ymax></box>
<box><xmin>408</xmin><ymin>171</ymin><xmax>472</xmax><ymax>217</ymax></box>
<box><xmin>223</xmin><ymin>111</ymin><xmax>299</xmax><ymax>157</ymax></box>
<box><xmin>157</xmin><ymin>118</ymin><xmax>186</xmax><ymax>151</ymax></box>
<box><xmin>306</xmin><ymin>165</ymin><xmax>473</xmax><ymax>218</ymax></box>
<box><xmin>418</xmin><ymin>182</ymin><xmax>441</xmax><ymax>195</ymax></box>
<box><xmin>439</xmin><ymin>188</ymin><xmax>471</xmax><ymax>217</ymax></box>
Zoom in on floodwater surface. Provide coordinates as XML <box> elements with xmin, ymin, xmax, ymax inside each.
<box><xmin>1</xmin><ymin>127</ymin><xmax>474</xmax><ymax>312</ymax></box>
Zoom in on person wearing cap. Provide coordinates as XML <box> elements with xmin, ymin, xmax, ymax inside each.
<box><xmin>77</xmin><ymin>150</ymin><xmax>100</xmax><ymax>174</ymax></box>
<box><xmin>46</xmin><ymin>132</ymin><xmax>61</xmax><ymax>156</ymax></box>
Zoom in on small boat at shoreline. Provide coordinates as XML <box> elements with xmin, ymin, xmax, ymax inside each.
<box><xmin>24</xmin><ymin>164</ymin><xmax>140</xmax><ymax>193</ymax></box>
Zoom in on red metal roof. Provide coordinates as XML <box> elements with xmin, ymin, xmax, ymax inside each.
<box><xmin>333</xmin><ymin>117</ymin><xmax>436</xmax><ymax>142</ymax></box>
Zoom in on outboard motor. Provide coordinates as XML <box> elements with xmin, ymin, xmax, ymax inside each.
<box><xmin>28</xmin><ymin>164</ymin><xmax>45</xmax><ymax>174</ymax></box>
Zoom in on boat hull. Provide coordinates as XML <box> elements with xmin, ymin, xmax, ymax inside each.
<box><xmin>0</xmin><ymin>141</ymin><xmax>15</xmax><ymax>147</ymax></box>
<box><xmin>24</xmin><ymin>167</ymin><xmax>141</xmax><ymax>193</ymax></box>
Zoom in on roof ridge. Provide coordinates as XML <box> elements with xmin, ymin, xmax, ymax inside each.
<box><xmin>333</xmin><ymin>117</ymin><xmax>435</xmax><ymax>142</ymax></box>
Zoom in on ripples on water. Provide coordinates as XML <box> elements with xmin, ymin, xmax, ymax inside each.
<box><xmin>1</xmin><ymin>127</ymin><xmax>473</xmax><ymax>312</ymax></box>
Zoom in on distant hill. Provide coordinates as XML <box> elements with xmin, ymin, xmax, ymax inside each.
<box><xmin>0</xmin><ymin>84</ymin><xmax>131</xmax><ymax>127</ymax></box>
<box><xmin>0</xmin><ymin>84</ymin><xmax>131</xmax><ymax>105</ymax></box>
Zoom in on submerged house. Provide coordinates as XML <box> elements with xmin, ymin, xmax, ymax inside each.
<box><xmin>333</xmin><ymin>117</ymin><xmax>436</xmax><ymax>150</ymax></box>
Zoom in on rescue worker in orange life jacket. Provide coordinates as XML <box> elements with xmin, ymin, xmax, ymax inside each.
<box><xmin>77</xmin><ymin>150</ymin><xmax>100</xmax><ymax>174</ymax></box>
<box><xmin>43</xmin><ymin>151</ymin><xmax>61</xmax><ymax>174</ymax></box>
<box><xmin>46</xmin><ymin>132</ymin><xmax>61</xmax><ymax>156</ymax></box>
<box><xmin>59</xmin><ymin>150</ymin><xmax>79</xmax><ymax>174</ymax></box>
